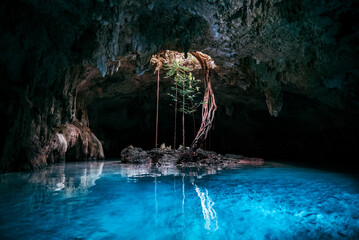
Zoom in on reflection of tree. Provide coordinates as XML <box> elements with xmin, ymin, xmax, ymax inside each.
<box><xmin>194</xmin><ymin>183</ymin><xmax>218</xmax><ymax>231</ymax></box>
<box><xmin>117</xmin><ymin>164</ymin><xmax>153</xmax><ymax>178</ymax></box>
<box><xmin>117</xmin><ymin>164</ymin><xmax>182</xmax><ymax>178</ymax></box>
<box><xmin>154</xmin><ymin>176</ymin><xmax>158</xmax><ymax>228</ymax></box>
<box><xmin>110</xmin><ymin>162</ymin><xmax>223</xmax><ymax>179</ymax></box>
<box><xmin>182</xmin><ymin>174</ymin><xmax>185</xmax><ymax>214</ymax></box>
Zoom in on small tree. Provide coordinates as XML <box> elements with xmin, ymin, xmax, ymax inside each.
<box><xmin>165</xmin><ymin>60</ymin><xmax>189</xmax><ymax>148</ymax></box>
<box><xmin>174</xmin><ymin>72</ymin><xmax>202</xmax><ymax>139</ymax></box>
<box><xmin>166</xmin><ymin>62</ymin><xmax>202</xmax><ymax>148</ymax></box>
<box><xmin>182</xmin><ymin>73</ymin><xmax>202</xmax><ymax>138</ymax></box>
<box><xmin>150</xmin><ymin>54</ymin><xmax>165</xmax><ymax>148</ymax></box>
<box><xmin>151</xmin><ymin>51</ymin><xmax>217</xmax><ymax>160</ymax></box>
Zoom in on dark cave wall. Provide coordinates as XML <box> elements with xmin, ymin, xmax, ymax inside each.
<box><xmin>0</xmin><ymin>1</ymin><xmax>104</xmax><ymax>171</ymax></box>
<box><xmin>211</xmin><ymin>92</ymin><xmax>359</xmax><ymax>163</ymax></box>
<box><xmin>0</xmin><ymin>0</ymin><xmax>210</xmax><ymax>171</ymax></box>
<box><xmin>86</xmin><ymin>70</ymin><xmax>359</xmax><ymax>165</ymax></box>
<box><xmin>0</xmin><ymin>0</ymin><xmax>359</xmax><ymax>171</ymax></box>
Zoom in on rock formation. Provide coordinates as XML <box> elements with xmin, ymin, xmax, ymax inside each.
<box><xmin>0</xmin><ymin>0</ymin><xmax>358</xmax><ymax>171</ymax></box>
<box><xmin>120</xmin><ymin>145</ymin><xmax>263</xmax><ymax>168</ymax></box>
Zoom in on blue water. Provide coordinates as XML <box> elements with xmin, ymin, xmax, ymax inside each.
<box><xmin>0</xmin><ymin>161</ymin><xmax>358</xmax><ymax>240</ymax></box>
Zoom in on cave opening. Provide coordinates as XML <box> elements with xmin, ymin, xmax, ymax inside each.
<box><xmin>86</xmin><ymin>50</ymin><xmax>219</xmax><ymax>158</ymax></box>
<box><xmin>150</xmin><ymin>50</ymin><xmax>218</xmax><ymax>152</ymax></box>
<box><xmin>82</xmin><ymin>46</ymin><xmax>359</xmax><ymax>167</ymax></box>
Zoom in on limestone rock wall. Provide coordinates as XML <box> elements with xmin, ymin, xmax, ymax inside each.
<box><xmin>0</xmin><ymin>0</ymin><xmax>358</xmax><ymax>171</ymax></box>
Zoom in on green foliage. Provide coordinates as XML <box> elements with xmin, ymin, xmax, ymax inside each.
<box><xmin>164</xmin><ymin>60</ymin><xmax>191</xmax><ymax>77</ymax></box>
<box><xmin>165</xmin><ymin>60</ymin><xmax>202</xmax><ymax>115</ymax></box>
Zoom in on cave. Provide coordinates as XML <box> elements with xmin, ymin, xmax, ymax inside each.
<box><xmin>1</xmin><ymin>0</ymin><xmax>359</xmax><ymax>239</ymax></box>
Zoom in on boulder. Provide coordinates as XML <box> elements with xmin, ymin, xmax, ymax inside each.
<box><xmin>148</xmin><ymin>148</ymin><xmax>181</xmax><ymax>165</ymax></box>
<box><xmin>157</xmin><ymin>153</ymin><xmax>180</xmax><ymax>167</ymax></box>
<box><xmin>195</xmin><ymin>148</ymin><xmax>220</xmax><ymax>160</ymax></box>
<box><xmin>121</xmin><ymin>146</ymin><xmax>151</xmax><ymax>164</ymax></box>
<box><xmin>56</xmin><ymin>122</ymin><xmax>105</xmax><ymax>161</ymax></box>
<box><xmin>47</xmin><ymin>133</ymin><xmax>68</xmax><ymax>163</ymax></box>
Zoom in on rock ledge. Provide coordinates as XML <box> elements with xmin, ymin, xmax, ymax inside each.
<box><xmin>120</xmin><ymin>146</ymin><xmax>264</xmax><ymax>168</ymax></box>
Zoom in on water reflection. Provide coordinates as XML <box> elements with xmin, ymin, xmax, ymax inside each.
<box><xmin>154</xmin><ymin>176</ymin><xmax>158</xmax><ymax>229</ymax></box>
<box><xmin>112</xmin><ymin>163</ymin><xmax>183</xmax><ymax>178</ymax></box>
<box><xmin>27</xmin><ymin>161</ymin><xmax>104</xmax><ymax>196</ymax></box>
<box><xmin>1</xmin><ymin>161</ymin><xmax>358</xmax><ymax>239</ymax></box>
<box><xmin>115</xmin><ymin>162</ymin><xmax>223</xmax><ymax>231</ymax></box>
<box><xmin>193</xmin><ymin>181</ymin><xmax>219</xmax><ymax>231</ymax></box>
<box><xmin>0</xmin><ymin>161</ymin><xmax>244</xmax><ymax>196</ymax></box>
<box><xmin>0</xmin><ymin>161</ymin><xmax>105</xmax><ymax>207</ymax></box>
<box><xmin>0</xmin><ymin>161</ymin><xmax>254</xmax><ymax>234</ymax></box>
<box><xmin>110</xmin><ymin>161</ymin><xmax>238</xmax><ymax>179</ymax></box>
<box><xmin>182</xmin><ymin>174</ymin><xmax>185</xmax><ymax>214</ymax></box>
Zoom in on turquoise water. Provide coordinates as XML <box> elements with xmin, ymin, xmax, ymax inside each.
<box><xmin>0</xmin><ymin>161</ymin><xmax>358</xmax><ymax>239</ymax></box>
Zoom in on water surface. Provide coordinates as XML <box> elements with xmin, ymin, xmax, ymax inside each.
<box><xmin>0</xmin><ymin>161</ymin><xmax>358</xmax><ymax>239</ymax></box>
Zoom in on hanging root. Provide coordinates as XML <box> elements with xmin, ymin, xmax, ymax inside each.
<box><xmin>180</xmin><ymin>52</ymin><xmax>217</xmax><ymax>162</ymax></box>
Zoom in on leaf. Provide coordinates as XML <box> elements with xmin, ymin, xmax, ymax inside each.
<box><xmin>178</xmin><ymin>65</ymin><xmax>191</xmax><ymax>71</ymax></box>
